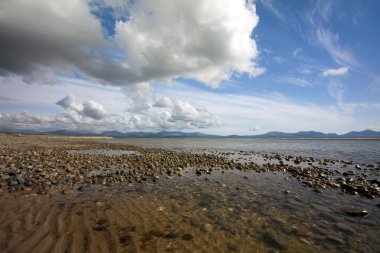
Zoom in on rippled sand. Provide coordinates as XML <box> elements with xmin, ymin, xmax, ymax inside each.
<box><xmin>1</xmin><ymin>168</ymin><xmax>379</xmax><ymax>253</ymax></box>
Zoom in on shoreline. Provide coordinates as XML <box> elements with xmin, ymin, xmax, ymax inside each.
<box><xmin>0</xmin><ymin>134</ymin><xmax>379</xmax><ymax>198</ymax></box>
<box><xmin>1</xmin><ymin>134</ymin><xmax>380</xmax><ymax>252</ymax></box>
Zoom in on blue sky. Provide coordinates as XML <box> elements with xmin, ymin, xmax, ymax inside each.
<box><xmin>0</xmin><ymin>0</ymin><xmax>379</xmax><ymax>135</ymax></box>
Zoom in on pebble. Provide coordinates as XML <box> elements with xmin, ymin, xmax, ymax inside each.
<box><xmin>343</xmin><ymin>208</ymin><xmax>369</xmax><ymax>217</ymax></box>
<box><xmin>96</xmin><ymin>201</ymin><xmax>105</xmax><ymax>207</ymax></box>
<box><xmin>62</xmin><ymin>189</ymin><xmax>74</xmax><ymax>195</ymax></box>
<box><xmin>227</xmin><ymin>244</ymin><xmax>238</xmax><ymax>252</ymax></box>
<box><xmin>202</xmin><ymin>223</ymin><xmax>213</xmax><ymax>233</ymax></box>
<box><xmin>262</xmin><ymin>232</ymin><xmax>287</xmax><ymax>250</ymax></box>
<box><xmin>325</xmin><ymin>236</ymin><xmax>344</xmax><ymax>245</ymax></box>
<box><xmin>181</xmin><ymin>233</ymin><xmax>193</xmax><ymax>241</ymax></box>
<box><xmin>299</xmin><ymin>238</ymin><xmax>311</xmax><ymax>245</ymax></box>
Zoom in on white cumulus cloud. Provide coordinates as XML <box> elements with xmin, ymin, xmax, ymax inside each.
<box><xmin>56</xmin><ymin>94</ymin><xmax>107</xmax><ymax>120</ymax></box>
<box><xmin>0</xmin><ymin>0</ymin><xmax>263</xmax><ymax>88</ymax></box>
<box><xmin>113</xmin><ymin>0</ymin><xmax>264</xmax><ymax>87</ymax></box>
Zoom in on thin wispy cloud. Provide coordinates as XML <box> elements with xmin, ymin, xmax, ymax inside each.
<box><xmin>292</xmin><ymin>48</ymin><xmax>302</xmax><ymax>58</ymax></box>
<box><xmin>259</xmin><ymin>0</ymin><xmax>285</xmax><ymax>21</ymax></box>
<box><xmin>316</xmin><ymin>28</ymin><xmax>357</xmax><ymax>67</ymax></box>
<box><xmin>276</xmin><ymin>77</ymin><xmax>312</xmax><ymax>87</ymax></box>
<box><xmin>322</xmin><ymin>67</ymin><xmax>348</xmax><ymax>77</ymax></box>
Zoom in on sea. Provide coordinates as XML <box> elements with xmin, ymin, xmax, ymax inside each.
<box><xmin>103</xmin><ymin>138</ymin><xmax>380</xmax><ymax>165</ymax></box>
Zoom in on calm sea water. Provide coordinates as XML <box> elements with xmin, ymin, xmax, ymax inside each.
<box><xmin>102</xmin><ymin>138</ymin><xmax>380</xmax><ymax>164</ymax></box>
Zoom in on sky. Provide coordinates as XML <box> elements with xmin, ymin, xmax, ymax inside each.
<box><xmin>0</xmin><ymin>0</ymin><xmax>380</xmax><ymax>135</ymax></box>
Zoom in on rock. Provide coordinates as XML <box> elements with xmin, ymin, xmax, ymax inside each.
<box><xmin>368</xmin><ymin>179</ymin><xmax>380</xmax><ymax>185</ymax></box>
<box><xmin>164</xmin><ymin>232</ymin><xmax>177</xmax><ymax>239</ymax></box>
<box><xmin>181</xmin><ymin>233</ymin><xmax>193</xmax><ymax>241</ymax></box>
<box><xmin>300</xmin><ymin>238</ymin><xmax>311</xmax><ymax>245</ymax></box>
<box><xmin>284</xmin><ymin>190</ymin><xmax>290</xmax><ymax>194</ymax></box>
<box><xmin>96</xmin><ymin>201</ymin><xmax>105</xmax><ymax>207</ymax></box>
<box><xmin>262</xmin><ymin>232</ymin><xmax>287</xmax><ymax>250</ymax></box>
<box><xmin>9</xmin><ymin>180</ymin><xmax>18</xmax><ymax>186</ymax></box>
<box><xmin>313</xmin><ymin>226</ymin><xmax>328</xmax><ymax>236</ymax></box>
<box><xmin>47</xmin><ymin>189</ymin><xmax>58</xmax><ymax>196</ymax></box>
<box><xmin>325</xmin><ymin>236</ymin><xmax>344</xmax><ymax>245</ymax></box>
<box><xmin>202</xmin><ymin>223</ymin><xmax>213</xmax><ymax>232</ymax></box>
<box><xmin>62</xmin><ymin>189</ymin><xmax>74</xmax><ymax>195</ymax></box>
<box><xmin>227</xmin><ymin>243</ymin><xmax>238</xmax><ymax>252</ymax></box>
<box><xmin>22</xmin><ymin>187</ymin><xmax>33</xmax><ymax>192</ymax></box>
<box><xmin>343</xmin><ymin>208</ymin><xmax>369</xmax><ymax>217</ymax></box>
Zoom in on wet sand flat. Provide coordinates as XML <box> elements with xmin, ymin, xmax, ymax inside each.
<box><xmin>0</xmin><ymin>134</ymin><xmax>379</xmax><ymax>252</ymax></box>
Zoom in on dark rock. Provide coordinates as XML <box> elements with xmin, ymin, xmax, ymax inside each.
<box><xmin>325</xmin><ymin>236</ymin><xmax>344</xmax><ymax>245</ymax></box>
<box><xmin>343</xmin><ymin>208</ymin><xmax>369</xmax><ymax>217</ymax></box>
<box><xmin>119</xmin><ymin>234</ymin><xmax>132</xmax><ymax>245</ymax></box>
<box><xmin>164</xmin><ymin>232</ymin><xmax>177</xmax><ymax>239</ymax></box>
<box><xmin>262</xmin><ymin>232</ymin><xmax>287</xmax><ymax>250</ymax></box>
<box><xmin>181</xmin><ymin>233</ymin><xmax>193</xmax><ymax>241</ymax></box>
<box><xmin>368</xmin><ymin>179</ymin><xmax>380</xmax><ymax>185</ymax></box>
<box><xmin>227</xmin><ymin>243</ymin><xmax>238</xmax><ymax>252</ymax></box>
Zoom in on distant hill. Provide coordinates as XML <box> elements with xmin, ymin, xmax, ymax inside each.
<box><xmin>252</xmin><ymin>130</ymin><xmax>380</xmax><ymax>139</ymax></box>
<box><xmin>46</xmin><ymin>130</ymin><xmax>97</xmax><ymax>136</ymax></box>
<box><xmin>100</xmin><ymin>130</ymin><xmax>218</xmax><ymax>138</ymax></box>
<box><xmin>254</xmin><ymin>131</ymin><xmax>339</xmax><ymax>138</ymax></box>
<box><xmin>1</xmin><ymin>129</ymin><xmax>380</xmax><ymax>138</ymax></box>
<box><xmin>340</xmin><ymin>130</ymin><xmax>380</xmax><ymax>138</ymax></box>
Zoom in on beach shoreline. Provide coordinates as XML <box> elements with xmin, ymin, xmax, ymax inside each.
<box><xmin>1</xmin><ymin>134</ymin><xmax>380</xmax><ymax>252</ymax></box>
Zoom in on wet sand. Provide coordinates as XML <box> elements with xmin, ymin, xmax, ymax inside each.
<box><xmin>0</xmin><ymin>134</ymin><xmax>379</xmax><ymax>252</ymax></box>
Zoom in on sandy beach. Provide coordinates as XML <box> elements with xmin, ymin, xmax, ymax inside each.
<box><xmin>0</xmin><ymin>134</ymin><xmax>379</xmax><ymax>252</ymax></box>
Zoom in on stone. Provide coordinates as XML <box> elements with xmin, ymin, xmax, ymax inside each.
<box><xmin>202</xmin><ymin>223</ymin><xmax>213</xmax><ymax>232</ymax></box>
<box><xmin>181</xmin><ymin>233</ymin><xmax>193</xmax><ymax>241</ymax></box>
<box><xmin>325</xmin><ymin>236</ymin><xmax>344</xmax><ymax>245</ymax></box>
<box><xmin>300</xmin><ymin>238</ymin><xmax>311</xmax><ymax>245</ymax></box>
<box><xmin>343</xmin><ymin>208</ymin><xmax>369</xmax><ymax>217</ymax></box>
<box><xmin>227</xmin><ymin>244</ymin><xmax>238</xmax><ymax>252</ymax></box>
<box><xmin>62</xmin><ymin>189</ymin><xmax>74</xmax><ymax>195</ymax></box>
<box><xmin>262</xmin><ymin>232</ymin><xmax>287</xmax><ymax>250</ymax></box>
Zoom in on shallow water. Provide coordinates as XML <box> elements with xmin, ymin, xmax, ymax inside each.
<box><xmin>1</xmin><ymin>136</ymin><xmax>380</xmax><ymax>252</ymax></box>
<box><xmin>101</xmin><ymin>138</ymin><xmax>380</xmax><ymax>164</ymax></box>
<box><xmin>1</xmin><ymin>169</ymin><xmax>379</xmax><ymax>253</ymax></box>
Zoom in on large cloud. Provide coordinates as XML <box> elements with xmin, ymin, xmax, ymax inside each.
<box><xmin>115</xmin><ymin>0</ymin><xmax>264</xmax><ymax>87</ymax></box>
<box><xmin>0</xmin><ymin>0</ymin><xmax>263</xmax><ymax>87</ymax></box>
<box><xmin>0</xmin><ymin>0</ymin><xmax>106</xmax><ymax>83</ymax></box>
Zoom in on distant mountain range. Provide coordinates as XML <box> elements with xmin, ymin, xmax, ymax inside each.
<box><xmin>252</xmin><ymin>130</ymin><xmax>380</xmax><ymax>138</ymax></box>
<box><xmin>1</xmin><ymin>129</ymin><xmax>380</xmax><ymax>138</ymax></box>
